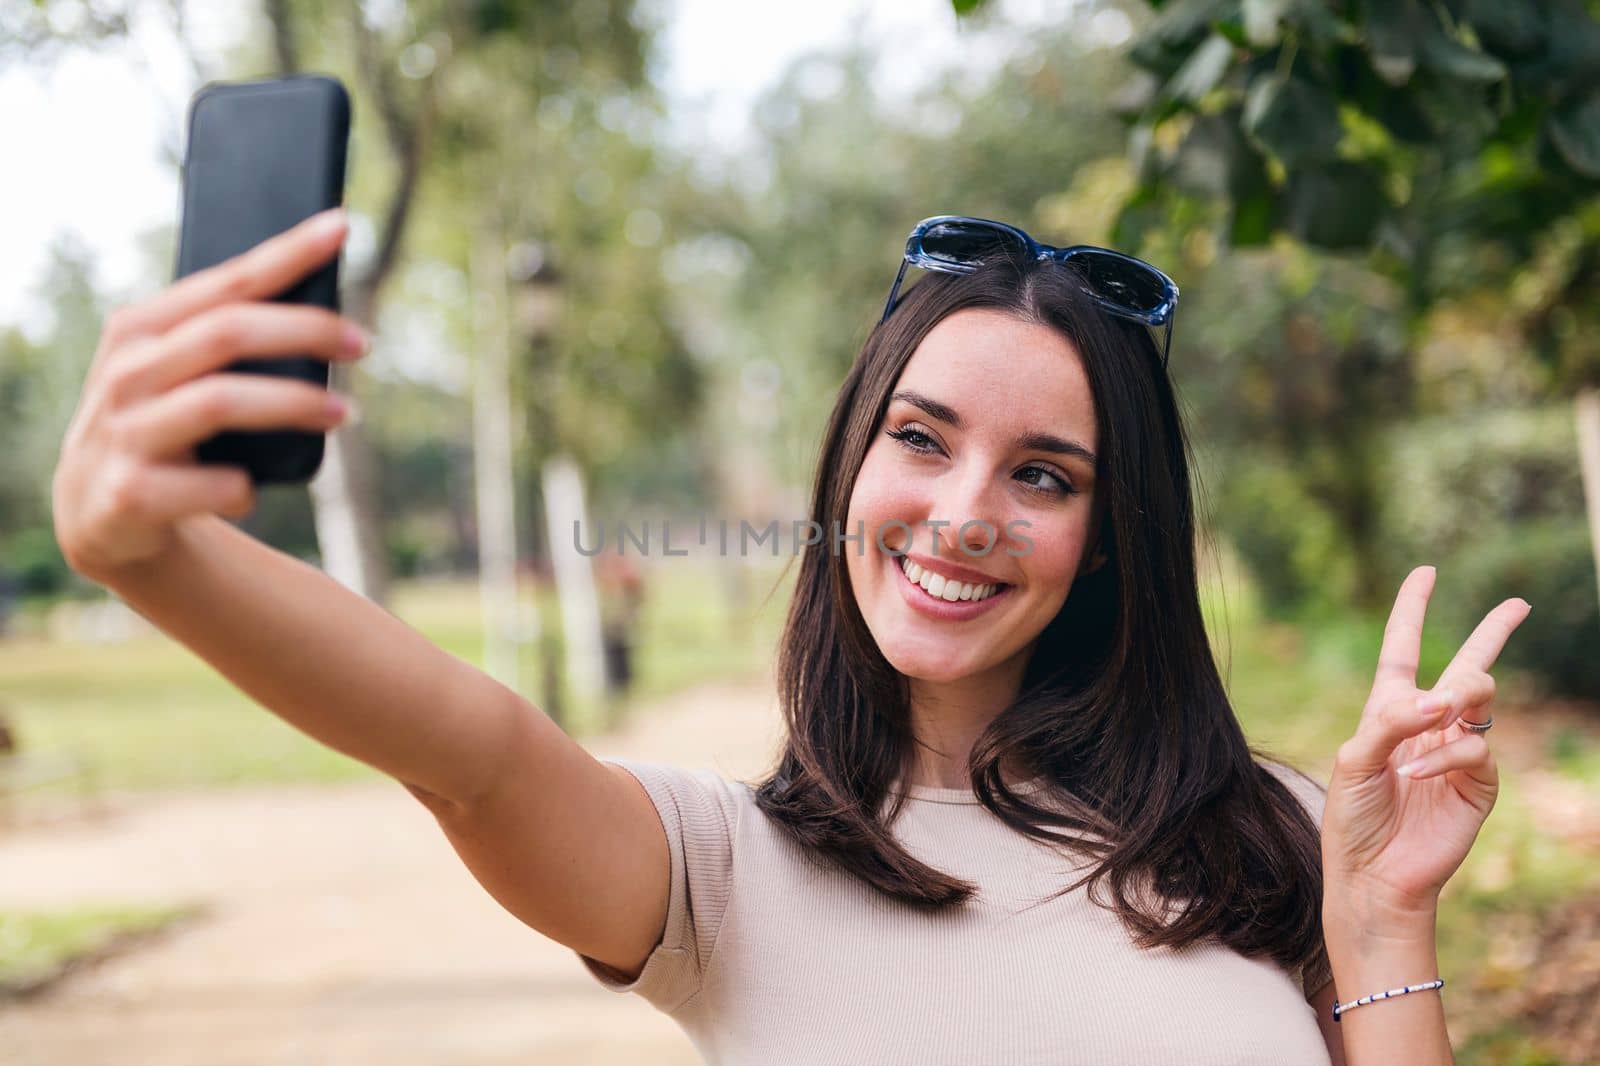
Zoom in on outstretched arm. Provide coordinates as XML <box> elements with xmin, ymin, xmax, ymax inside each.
<box><xmin>99</xmin><ymin>512</ymin><xmax>522</xmax><ymax>811</ymax></box>
<box><xmin>52</xmin><ymin>208</ymin><xmax>675</xmax><ymax>977</ymax></box>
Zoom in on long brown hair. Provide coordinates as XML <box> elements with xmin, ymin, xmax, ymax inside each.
<box><xmin>752</xmin><ymin>243</ymin><xmax>1327</xmax><ymax>983</ymax></box>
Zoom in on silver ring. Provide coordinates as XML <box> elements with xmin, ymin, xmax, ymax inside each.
<box><xmin>1458</xmin><ymin>716</ymin><xmax>1493</xmax><ymax>734</ymax></box>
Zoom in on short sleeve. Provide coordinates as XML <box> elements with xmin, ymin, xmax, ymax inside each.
<box><xmin>1261</xmin><ymin>759</ymin><xmax>1335</xmax><ymax>1001</ymax></box>
<box><xmin>572</xmin><ymin>757</ymin><xmax>742</xmax><ymax>1014</ymax></box>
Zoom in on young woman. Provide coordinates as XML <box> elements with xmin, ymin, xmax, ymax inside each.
<box><xmin>52</xmin><ymin>209</ymin><xmax>1529</xmax><ymax>1064</ymax></box>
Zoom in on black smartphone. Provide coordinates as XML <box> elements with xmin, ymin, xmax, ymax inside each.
<box><xmin>174</xmin><ymin>73</ymin><xmax>351</xmax><ymax>486</ymax></box>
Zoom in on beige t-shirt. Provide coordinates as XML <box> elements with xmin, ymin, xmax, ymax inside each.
<box><xmin>575</xmin><ymin>757</ymin><xmax>1333</xmax><ymax>1064</ymax></box>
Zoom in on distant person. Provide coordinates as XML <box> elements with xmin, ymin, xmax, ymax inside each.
<box><xmin>50</xmin><ymin>210</ymin><xmax>1530</xmax><ymax>1062</ymax></box>
<box><xmin>596</xmin><ymin>549</ymin><xmax>645</xmax><ymax>696</ymax></box>
<box><xmin>0</xmin><ymin>567</ymin><xmax>16</xmax><ymax>639</ymax></box>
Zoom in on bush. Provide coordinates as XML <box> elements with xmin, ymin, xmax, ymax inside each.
<box><xmin>236</xmin><ymin>486</ymin><xmax>319</xmax><ymax>558</ymax></box>
<box><xmin>1374</xmin><ymin>405</ymin><xmax>1595</xmax><ymax>699</ymax></box>
<box><xmin>1209</xmin><ymin>402</ymin><xmax>1598</xmax><ymax>698</ymax></box>
<box><xmin>1424</xmin><ymin>518</ymin><xmax>1598</xmax><ymax>700</ymax></box>
<box><xmin>1374</xmin><ymin>406</ymin><xmax>1583</xmax><ymax>582</ymax></box>
<box><xmin>1208</xmin><ymin>452</ymin><xmax>1359</xmax><ymax>618</ymax></box>
<box><xmin>3</xmin><ymin>527</ymin><xmax>73</xmax><ymax>598</ymax></box>
<box><xmin>385</xmin><ymin>528</ymin><xmax>426</xmax><ymax>579</ymax></box>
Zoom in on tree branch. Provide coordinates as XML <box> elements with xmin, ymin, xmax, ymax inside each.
<box><xmin>344</xmin><ymin>0</ymin><xmax>443</xmax><ymax>313</ymax></box>
<box><xmin>263</xmin><ymin>0</ymin><xmax>300</xmax><ymax>74</ymax></box>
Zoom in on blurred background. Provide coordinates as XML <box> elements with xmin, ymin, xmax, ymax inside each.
<box><xmin>0</xmin><ymin>0</ymin><xmax>1597</xmax><ymax>1063</ymax></box>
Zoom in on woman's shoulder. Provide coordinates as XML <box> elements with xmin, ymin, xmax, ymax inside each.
<box><xmin>599</xmin><ymin>756</ymin><xmax>755</xmax><ymax>819</ymax></box>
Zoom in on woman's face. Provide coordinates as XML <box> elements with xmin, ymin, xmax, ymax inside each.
<box><xmin>844</xmin><ymin>307</ymin><xmax>1103</xmax><ymax>686</ymax></box>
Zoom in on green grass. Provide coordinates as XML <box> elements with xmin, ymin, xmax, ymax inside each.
<box><xmin>0</xmin><ymin>904</ymin><xmax>198</xmax><ymax>994</ymax></box>
<box><xmin>0</xmin><ymin>557</ymin><xmax>791</xmax><ymax>794</ymax></box>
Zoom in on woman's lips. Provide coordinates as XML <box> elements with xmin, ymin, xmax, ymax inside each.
<box><xmin>891</xmin><ymin>553</ymin><xmax>1014</xmax><ymax>621</ymax></box>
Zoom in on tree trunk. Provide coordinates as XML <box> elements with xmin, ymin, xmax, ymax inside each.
<box><xmin>1576</xmin><ymin>386</ymin><xmax>1600</xmax><ymax>613</ymax></box>
<box><xmin>543</xmin><ymin>454</ymin><xmax>607</xmax><ymax>721</ymax></box>
<box><xmin>306</xmin><ymin>262</ymin><xmax>391</xmax><ymax>602</ymax></box>
<box><xmin>263</xmin><ymin>2</ymin><xmax>435</xmax><ymax>607</ymax></box>
<box><xmin>471</xmin><ymin>228</ymin><xmax>527</xmax><ymax>691</ymax></box>
<box><xmin>309</xmin><ymin>407</ymin><xmax>390</xmax><ymax>607</ymax></box>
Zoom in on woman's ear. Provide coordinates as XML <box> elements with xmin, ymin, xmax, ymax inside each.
<box><xmin>1079</xmin><ymin>545</ymin><xmax>1108</xmax><ymax>577</ymax></box>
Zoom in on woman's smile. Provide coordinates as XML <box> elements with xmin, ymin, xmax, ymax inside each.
<box><xmin>890</xmin><ymin>551</ymin><xmax>1016</xmax><ymax>621</ymax></box>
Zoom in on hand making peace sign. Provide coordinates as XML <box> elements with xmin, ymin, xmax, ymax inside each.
<box><xmin>1322</xmin><ymin>565</ymin><xmax>1533</xmax><ymax>928</ymax></box>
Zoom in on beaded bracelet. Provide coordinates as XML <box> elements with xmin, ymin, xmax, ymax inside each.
<box><xmin>1331</xmin><ymin>978</ymin><xmax>1445</xmax><ymax>1022</ymax></box>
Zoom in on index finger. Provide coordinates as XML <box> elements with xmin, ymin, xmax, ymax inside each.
<box><xmin>1437</xmin><ymin>597</ymin><xmax>1533</xmax><ymax>687</ymax></box>
<box><xmin>121</xmin><ymin>208</ymin><xmax>349</xmax><ymax>342</ymax></box>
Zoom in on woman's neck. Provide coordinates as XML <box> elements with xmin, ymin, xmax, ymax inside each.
<box><xmin>902</xmin><ymin>659</ymin><xmax>1031</xmax><ymax>789</ymax></box>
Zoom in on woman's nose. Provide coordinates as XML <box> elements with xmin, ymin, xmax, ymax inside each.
<box><xmin>929</xmin><ymin>467</ymin><xmax>1005</xmax><ymax>560</ymax></box>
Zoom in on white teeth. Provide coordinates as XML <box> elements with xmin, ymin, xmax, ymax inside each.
<box><xmin>899</xmin><ymin>556</ymin><xmax>1002</xmax><ymax>603</ymax></box>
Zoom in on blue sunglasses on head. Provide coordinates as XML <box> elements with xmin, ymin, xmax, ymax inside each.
<box><xmin>880</xmin><ymin>215</ymin><xmax>1181</xmax><ymax>369</ymax></box>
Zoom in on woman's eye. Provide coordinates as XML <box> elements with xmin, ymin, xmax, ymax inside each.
<box><xmin>885</xmin><ymin>426</ymin><xmax>938</xmax><ymax>454</ymax></box>
<box><xmin>886</xmin><ymin>425</ymin><xmax>1078</xmax><ymax>498</ymax></box>
<box><xmin>1018</xmin><ymin>466</ymin><xmax>1077</xmax><ymax>498</ymax></box>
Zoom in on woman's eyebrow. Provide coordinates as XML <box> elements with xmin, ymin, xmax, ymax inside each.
<box><xmin>889</xmin><ymin>389</ymin><xmax>1098</xmax><ymax>466</ymax></box>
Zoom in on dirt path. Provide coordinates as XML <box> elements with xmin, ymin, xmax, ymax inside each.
<box><xmin>0</xmin><ymin>670</ymin><xmax>785</xmax><ymax>1066</ymax></box>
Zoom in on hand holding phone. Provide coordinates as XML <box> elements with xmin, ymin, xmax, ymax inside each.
<box><xmin>50</xmin><ymin>211</ymin><xmax>370</xmax><ymax>585</ymax></box>
<box><xmin>175</xmin><ymin>74</ymin><xmax>352</xmax><ymax>485</ymax></box>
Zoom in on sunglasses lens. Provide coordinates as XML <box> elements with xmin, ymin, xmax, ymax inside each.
<box><xmin>919</xmin><ymin>220</ymin><xmax>1026</xmax><ymax>266</ymax></box>
<box><xmin>1069</xmin><ymin>249</ymin><xmax>1168</xmax><ymax>315</ymax></box>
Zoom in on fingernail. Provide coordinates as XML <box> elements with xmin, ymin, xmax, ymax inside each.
<box><xmin>342</xmin><ymin>323</ymin><xmax>370</xmax><ymax>356</ymax></box>
<box><xmin>1396</xmin><ymin>759</ymin><xmax>1421</xmax><ymax>778</ymax></box>
<box><xmin>312</xmin><ymin>207</ymin><xmax>347</xmax><ymax>237</ymax></box>
<box><xmin>327</xmin><ymin>393</ymin><xmax>362</xmax><ymax>425</ymax></box>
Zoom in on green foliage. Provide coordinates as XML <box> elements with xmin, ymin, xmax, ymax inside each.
<box><xmin>689</xmin><ymin>30</ymin><xmax>1128</xmax><ymax>488</ymax></box>
<box><xmin>1374</xmin><ymin>406</ymin><xmax>1595</xmax><ymax>697</ymax></box>
<box><xmin>355</xmin><ymin>0</ymin><xmax>710</xmax><ymax>523</ymax></box>
<box><xmin>1206</xmin><ymin>450</ymin><xmax>1359</xmax><ymax>617</ymax></box>
<box><xmin>0</xmin><ymin>328</ymin><xmax>47</xmax><ymax>532</ymax></box>
<box><xmin>1065</xmin><ymin>0</ymin><xmax>1600</xmax><ymax>361</ymax></box>
<box><xmin>0</xmin><ymin>232</ymin><xmax>130</xmax><ymax>597</ymax></box>
<box><xmin>385</xmin><ymin>526</ymin><xmax>428</xmax><ymax>578</ymax></box>
<box><xmin>1003</xmin><ymin>0</ymin><xmax>1600</xmax><ymax>645</ymax></box>
<box><xmin>224</xmin><ymin>485</ymin><xmax>318</xmax><ymax>562</ymax></box>
<box><xmin>1375</xmin><ymin>407</ymin><xmax>1584</xmax><ymax>571</ymax></box>
<box><xmin>0</xmin><ymin>234</ymin><xmax>102</xmax><ymax>551</ymax></box>
<box><xmin>1433</xmin><ymin>517</ymin><xmax>1597</xmax><ymax>698</ymax></box>
<box><xmin>2</xmin><ymin>527</ymin><xmax>72</xmax><ymax>598</ymax></box>
<box><xmin>1242</xmin><ymin>69</ymin><xmax>1341</xmax><ymax>168</ymax></box>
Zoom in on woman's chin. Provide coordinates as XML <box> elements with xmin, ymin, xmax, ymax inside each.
<box><xmin>880</xmin><ymin>643</ymin><xmax>985</xmax><ymax>684</ymax></box>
